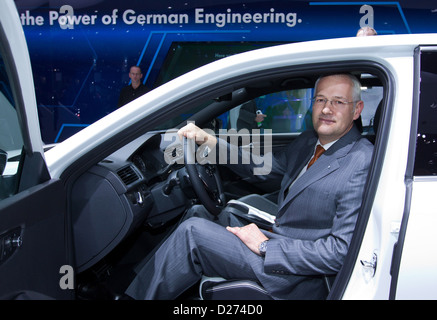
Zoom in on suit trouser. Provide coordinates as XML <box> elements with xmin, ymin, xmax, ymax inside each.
<box><xmin>125</xmin><ymin>205</ymin><xmax>329</xmax><ymax>300</ymax></box>
<box><xmin>125</xmin><ymin>206</ymin><xmax>262</xmax><ymax>299</ymax></box>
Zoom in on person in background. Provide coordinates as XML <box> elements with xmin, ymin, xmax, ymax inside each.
<box><xmin>237</xmin><ymin>100</ymin><xmax>267</xmax><ymax>131</ymax></box>
<box><xmin>356</xmin><ymin>26</ymin><xmax>377</xmax><ymax>37</ymax></box>
<box><xmin>117</xmin><ymin>66</ymin><xmax>150</xmax><ymax>108</ymax></box>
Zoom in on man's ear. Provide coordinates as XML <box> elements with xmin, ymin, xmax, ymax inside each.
<box><xmin>353</xmin><ymin>100</ymin><xmax>364</xmax><ymax>120</ymax></box>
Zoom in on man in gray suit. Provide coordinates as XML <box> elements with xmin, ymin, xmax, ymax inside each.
<box><xmin>125</xmin><ymin>73</ymin><xmax>374</xmax><ymax>300</ymax></box>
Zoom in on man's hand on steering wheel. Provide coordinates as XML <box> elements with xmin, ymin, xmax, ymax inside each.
<box><xmin>178</xmin><ymin>122</ymin><xmax>217</xmax><ymax>149</ymax></box>
<box><xmin>178</xmin><ymin>123</ymin><xmax>225</xmax><ymax>216</ymax></box>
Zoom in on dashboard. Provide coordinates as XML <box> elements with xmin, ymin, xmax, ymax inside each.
<box><xmin>71</xmin><ymin>131</ymin><xmax>189</xmax><ymax>272</ymax></box>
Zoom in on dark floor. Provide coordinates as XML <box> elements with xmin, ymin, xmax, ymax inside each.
<box><xmin>76</xmin><ymin>220</ymin><xmax>178</xmax><ymax>300</ymax></box>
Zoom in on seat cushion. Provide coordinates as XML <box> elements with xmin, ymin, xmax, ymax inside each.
<box><xmin>199</xmin><ymin>276</ymin><xmax>273</xmax><ymax>300</ymax></box>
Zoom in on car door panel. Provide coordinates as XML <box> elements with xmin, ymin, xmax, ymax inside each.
<box><xmin>0</xmin><ymin>0</ymin><xmax>71</xmax><ymax>299</ymax></box>
<box><xmin>0</xmin><ymin>178</ymin><xmax>72</xmax><ymax>299</ymax></box>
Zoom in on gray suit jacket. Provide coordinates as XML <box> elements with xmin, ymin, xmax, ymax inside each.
<box><xmin>221</xmin><ymin>125</ymin><xmax>373</xmax><ymax>279</ymax></box>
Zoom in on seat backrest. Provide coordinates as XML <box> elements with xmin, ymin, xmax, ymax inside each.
<box><xmin>373</xmin><ymin>100</ymin><xmax>383</xmax><ymax>135</ymax></box>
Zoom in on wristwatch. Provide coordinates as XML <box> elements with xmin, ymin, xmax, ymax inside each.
<box><xmin>259</xmin><ymin>240</ymin><xmax>268</xmax><ymax>256</ymax></box>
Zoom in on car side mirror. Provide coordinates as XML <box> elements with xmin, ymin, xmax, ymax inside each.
<box><xmin>0</xmin><ymin>149</ymin><xmax>7</xmax><ymax>175</ymax></box>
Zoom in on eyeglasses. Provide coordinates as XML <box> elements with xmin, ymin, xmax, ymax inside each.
<box><xmin>312</xmin><ymin>97</ymin><xmax>356</xmax><ymax>108</ymax></box>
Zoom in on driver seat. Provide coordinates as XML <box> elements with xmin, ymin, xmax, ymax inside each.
<box><xmin>199</xmin><ymin>276</ymin><xmax>273</xmax><ymax>300</ymax></box>
<box><xmin>199</xmin><ymin>275</ymin><xmax>336</xmax><ymax>300</ymax></box>
<box><xmin>198</xmin><ymin>194</ymin><xmax>276</xmax><ymax>300</ymax></box>
<box><xmin>224</xmin><ymin>194</ymin><xmax>278</xmax><ymax>230</ymax></box>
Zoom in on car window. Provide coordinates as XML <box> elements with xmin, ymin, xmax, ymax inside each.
<box><xmin>361</xmin><ymin>85</ymin><xmax>383</xmax><ymax>135</ymax></box>
<box><xmin>155</xmin><ymin>73</ymin><xmax>383</xmax><ymax>137</ymax></box>
<box><xmin>224</xmin><ymin>85</ymin><xmax>382</xmax><ymax>136</ymax></box>
<box><xmin>0</xmin><ymin>48</ymin><xmax>25</xmax><ymax>199</ymax></box>
<box><xmin>155</xmin><ymin>99</ymin><xmax>214</xmax><ymax>131</ymax></box>
<box><xmin>227</xmin><ymin>89</ymin><xmax>314</xmax><ymax>134</ymax></box>
<box><xmin>414</xmin><ymin>49</ymin><xmax>437</xmax><ymax>176</ymax></box>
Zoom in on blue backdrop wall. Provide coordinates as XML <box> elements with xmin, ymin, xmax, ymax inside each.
<box><xmin>14</xmin><ymin>0</ymin><xmax>437</xmax><ymax>143</ymax></box>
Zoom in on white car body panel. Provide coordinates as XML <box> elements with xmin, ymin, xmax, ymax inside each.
<box><xmin>344</xmin><ymin>55</ymin><xmax>414</xmax><ymax>299</ymax></box>
<box><xmin>395</xmin><ymin>178</ymin><xmax>437</xmax><ymax>299</ymax></box>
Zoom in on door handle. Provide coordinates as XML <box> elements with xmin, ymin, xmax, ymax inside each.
<box><xmin>0</xmin><ymin>227</ymin><xmax>22</xmax><ymax>266</ymax></box>
<box><xmin>360</xmin><ymin>252</ymin><xmax>377</xmax><ymax>280</ymax></box>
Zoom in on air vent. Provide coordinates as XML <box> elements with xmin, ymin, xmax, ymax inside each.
<box><xmin>117</xmin><ymin>165</ymin><xmax>140</xmax><ymax>186</ymax></box>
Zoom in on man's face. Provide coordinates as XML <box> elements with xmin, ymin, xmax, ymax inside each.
<box><xmin>312</xmin><ymin>75</ymin><xmax>364</xmax><ymax>145</ymax></box>
<box><xmin>129</xmin><ymin>67</ymin><xmax>142</xmax><ymax>84</ymax></box>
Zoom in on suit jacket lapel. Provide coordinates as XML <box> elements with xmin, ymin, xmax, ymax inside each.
<box><xmin>277</xmin><ymin>125</ymin><xmax>362</xmax><ymax>217</ymax></box>
<box><xmin>281</xmin><ymin>155</ymin><xmax>340</xmax><ymax>208</ymax></box>
<box><xmin>278</xmin><ymin>135</ymin><xmax>316</xmax><ymax>201</ymax></box>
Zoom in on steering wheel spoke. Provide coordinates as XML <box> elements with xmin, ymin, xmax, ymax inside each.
<box><xmin>183</xmin><ymin>137</ymin><xmax>225</xmax><ymax>215</ymax></box>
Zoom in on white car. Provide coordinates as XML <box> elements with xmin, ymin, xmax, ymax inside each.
<box><xmin>0</xmin><ymin>0</ymin><xmax>436</xmax><ymax>300</ymax></box>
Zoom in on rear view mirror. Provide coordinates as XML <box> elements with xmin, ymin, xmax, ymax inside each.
<box><xmin>0</xmin><ymin>149</ymin><xmax>7</xmax><ymax>175</ymax></box>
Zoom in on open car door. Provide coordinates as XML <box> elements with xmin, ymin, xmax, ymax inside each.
<box><xmin>0</xmin><ymin>0</ymin><xmax>72</xmax><ymax>300</ymax></box>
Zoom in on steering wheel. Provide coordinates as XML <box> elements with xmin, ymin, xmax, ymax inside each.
<box><xmin>183</xmin><ymin>137</ymin><xmax>225</xmax><ymax>216</ymax></box>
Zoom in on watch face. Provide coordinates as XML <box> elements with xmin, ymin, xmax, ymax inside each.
<box><xmin>259</xmin><ymin>240</ymin><xmax>268</xmax><ymax>256</ymax></box>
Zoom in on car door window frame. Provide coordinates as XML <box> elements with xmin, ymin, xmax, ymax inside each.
<box><xmin>326</xmin><ymin>63</ymin><xmax>394</xmax><ymax>299</ymax></box>
<box><xmin>0</xmin><ymin>25</ymin><xmax>50</xmax><ymax>200</ymax></box>
<box><xmin>388</xmin><ymin>46</ymin><xmax>437</xmax><ymax>299</ymax></box>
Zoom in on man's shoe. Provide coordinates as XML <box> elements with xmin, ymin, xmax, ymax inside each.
<box><xmin>113</xmin><ymin>293</ymin><xmax>134</xmax><ymax>300</ymax></box>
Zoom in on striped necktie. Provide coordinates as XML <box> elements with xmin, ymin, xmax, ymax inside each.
<box><xmin>307</xmin><ymin>145</ymin><xmax>325</xmax><ymax>169</ymax></box>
